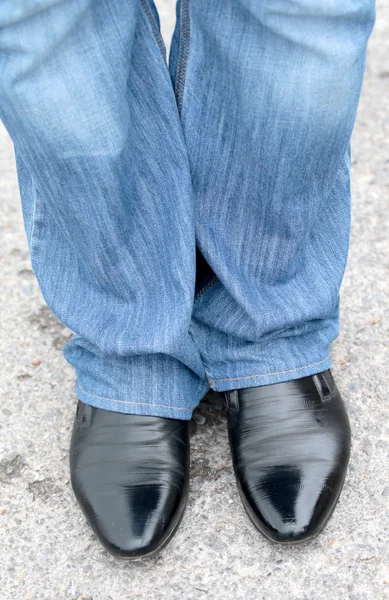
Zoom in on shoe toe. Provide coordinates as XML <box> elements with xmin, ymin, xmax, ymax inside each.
<box><xmin>243</xmin><ymin>461</ymin><xmax>346</xmax><ymax>544</ymax></box>
<box><xmin>72</xmin><ymin>473</ymin><xmax>185</xmax><ymax>558</ymax></box>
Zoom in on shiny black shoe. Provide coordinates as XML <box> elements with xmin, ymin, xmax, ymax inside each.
<box><xmin>69</xmin><ymin>401</ymin><xmax>189</xmax><ymax>559</ymax></box>
<box><xmin>225</xmin><ymin>370</ymin><xmax>351</xmax><ymax>544</ymax></box>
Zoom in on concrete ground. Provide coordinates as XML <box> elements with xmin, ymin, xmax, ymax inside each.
<box><xmin>1</xmin><ymin>1</ymin><xmax>388</xmax><ymax>599</ymax></box>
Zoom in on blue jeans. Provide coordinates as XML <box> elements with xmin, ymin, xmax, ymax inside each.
<box><xmin>0</xmin><ymin>0</ymin><xmax>375</xmax><ymax>419</ymax></box>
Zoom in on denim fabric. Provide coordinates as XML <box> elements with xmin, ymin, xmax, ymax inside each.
<box><xmin>0</xmin><ymin>1</ymin><xmax>375</xmax><ymax>419</ymax></box>
<box><xmin>183</xmin><ymin>0</ymin><xmax>375</xmax><ymax>391</ymax></box>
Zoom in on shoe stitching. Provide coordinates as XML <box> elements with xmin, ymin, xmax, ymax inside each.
<box><xmin>208</xmin><ymin>356</ymin><xmax>331</xmax><ymax>385</ymax></box>
<box><xmin>77</xmin><ymin>381</ymin><xmax>192</xmax><ymax>411</ymax></box>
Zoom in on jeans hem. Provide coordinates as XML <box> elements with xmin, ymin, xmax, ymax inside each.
<box><xmin>208</xmin><ymin>355</ymin><xmax>332</xmax><ymax>392</ymax></box>
<box><xmin>76</xmin><ymin>380</ymin><xmax>198</xmax><ymax>420</ymax></box>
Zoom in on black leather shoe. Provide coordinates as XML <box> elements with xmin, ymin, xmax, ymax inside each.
<box><xmin>69</xmin><ymin>401</ymin><xmax>189</xmax><ymax>559</ymax></box>
<box><xmin>225</xmin><ymin>370</ymin><xmax>351</xmax><ymax>544</ymax></box>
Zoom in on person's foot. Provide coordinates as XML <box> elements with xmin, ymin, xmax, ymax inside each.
<box><xmin>69</xmin><ymin>401</ymin><xmax>189</xmax><ymax>559</ymax></box>
<box><xmin>224</xmin><ymin>370</ymin><xmax>351</xmax><ymax>544</ymax></box>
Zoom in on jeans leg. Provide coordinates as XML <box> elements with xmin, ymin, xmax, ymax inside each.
<box><xmin>177</xmin><ymin>0</ymin><xmax>375</xmax><ymax>391</ymax></box>
<box><xmin>0</xmin><ymin>0</ymin><xmax>209</xmax><ymax>418</ymax></box>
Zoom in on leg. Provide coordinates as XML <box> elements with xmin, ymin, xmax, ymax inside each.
<box><xmin>170</xmin><ymin>0</ymin><xmax>375</xmax><ymax>542</ymax></box>
<box><xmin>174</xmin><ymin>0</ymin><xmax>375</xmax><ymax>390</ymax></box>
<box><xmin>0</xmin><ymin>0</ymin><xmax>209</xmax><ymax>420</ymax></box>
<box><xmin>0</xmin><ymin>0</ymin><xmax>203</xmax><ymax>558</ymax></box>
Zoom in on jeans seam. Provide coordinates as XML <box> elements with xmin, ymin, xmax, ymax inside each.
<box><xmin>175</xmin><ymin>0</ymin><xmax>190</xmax><ymax>115</ymax></box>
<box><xmin>77</xmin><ymin>381</ymin><xmax>191</xmax><ymax>410</ymax></box>
<box><xmin>29</xmin><ymin>186</ymin><xmax>38</xmax><ymax>249</ymax></box>
<box><xmin>208</xmin><ymin>355</ymin><xmax>331</xmax><ymax>385</ymax></box>
<box><xmin>194</xmin><ymin>275</ymin><xmax>218</xmax><ymax>303</ymax></box>
<box><xmin>140</xmin><ymin>0</ymin><xmax>166</xmax><ymax>60</ymax></box>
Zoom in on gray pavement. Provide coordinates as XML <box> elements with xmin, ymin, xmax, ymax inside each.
<box><xmin>1</xmin><ymin>1</ymin><xmax>388</xmax><ymax>598</ymax></box>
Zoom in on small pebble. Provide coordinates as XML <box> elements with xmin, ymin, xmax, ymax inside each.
<box><xmin>193</xmin><ymin>413</ymin><xmax>206</xmax><ymax>425</ymax></box>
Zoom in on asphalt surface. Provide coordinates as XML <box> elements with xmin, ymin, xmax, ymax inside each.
<box><xmin>0</xmin><ymin>1</ymin><xmax>388</xmax><ymax>598</ymax></box>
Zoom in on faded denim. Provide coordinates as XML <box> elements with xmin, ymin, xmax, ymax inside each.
<box><xmin>0</xmin><ymin>1</ymin><xmax>375</xmax><ymax>419</ymax></box>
